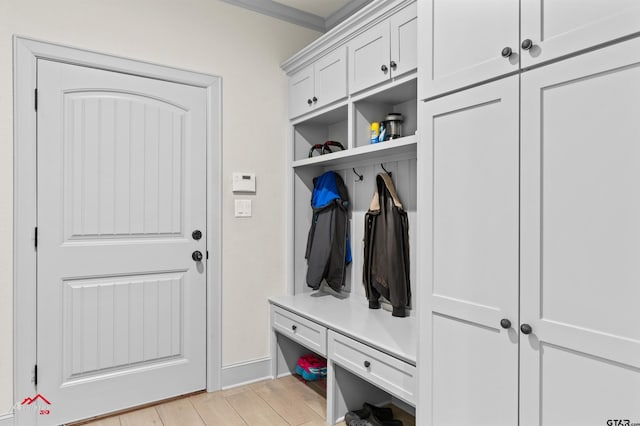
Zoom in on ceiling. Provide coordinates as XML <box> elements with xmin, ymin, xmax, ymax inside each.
<box><xmin>220</xmin><ymin>0</ymin><xmax>373</xmax><ymax>32</ymax></box>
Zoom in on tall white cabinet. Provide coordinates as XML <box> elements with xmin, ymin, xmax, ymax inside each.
<box><xmin>419</xmin><ymin>1</ymin><xmax>640</xmax><ymax>425</ymax></box>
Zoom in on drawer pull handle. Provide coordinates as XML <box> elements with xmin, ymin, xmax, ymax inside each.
<box><xmin>291</xmin><ymin>325</ymin><xmax>297</xmax><ymax>331</ymax></box>
<box><xmin>364</xmin><ymin>360</ymin><xmax>371</xmax><ymax>368</ymax></box>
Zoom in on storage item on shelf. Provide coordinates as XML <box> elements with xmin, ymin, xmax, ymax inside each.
<box><xmin>370</xmin><ymin>122</ymin><xmax>380</xmax><ymax>144</ymax></box>
<box><xmin>378</xmin><ymin>122</ymin><xmax>386</xmax><ymax>143</ymax></box>
<box><xmin>306</xmin><ymin>171</ymin><xmax>352</xmax><ymax>292</ymax></box>
<box><xmin>363</xmin><ymin>172</ymin><xmax>410</xmax><ymax>317</ymax></box>
<box><xmin>308</xmin><ymin>140</ymin><xmax>345</xmax><ymax>157</ymax></box>
<box><xmin>321</xmin><ymin>140</ymin><xmax>345</xmax><ymax>154</ymax></box>
<box><xmin>295</xmin><ymin>354</ymin><xmax>327</xmax><ymax>381</ymax></box>
<box><xmin>383</xmin><ymin>113</ymin><xmax>403</xmax><ymax>140</ymax></box>
<box><xmin>345</xmin><ymin>402</ymin><xmax>403</xmax><ymax>426</ymax></box>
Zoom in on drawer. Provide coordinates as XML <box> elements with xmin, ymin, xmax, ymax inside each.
<box><xmin>272</xmin><ymin>306</ymin><xmax>327</xmax><ymax>356</ymax></box>
<box><xmin>328</xmin><ymin>330</ymin><xmax>416</xmax><ymax>406</ymax></box>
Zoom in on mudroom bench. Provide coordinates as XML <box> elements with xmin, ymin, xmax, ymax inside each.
<box><xmin>269</xmin><ymin>294</ymin><xmax>417</xmax><ymax>425</ymax></box>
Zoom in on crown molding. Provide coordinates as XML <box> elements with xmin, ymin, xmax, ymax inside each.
<box><xmin>281</xmin><ymin>0</ymin><xmax>414</xmax><ymax>75</ymax></box>
<box><xmin>221</xmin><ymin>0</ymin><xmax>375</xmax><ymax>33</ymax></box>
<box><xmin>326</xmin><ymin>0</ymin><xmax>373</xmax><ymax>30</ymax></box>
<box><xmin>220</xmin><ymin>0</ymin><xmax>326</xmax><ymax>32</ymax></box>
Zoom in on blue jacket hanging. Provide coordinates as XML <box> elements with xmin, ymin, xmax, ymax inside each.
<box><xmin>305</xmin><ymin>171</ymin><xmax>351</xmax><ymax>291</ymax></box>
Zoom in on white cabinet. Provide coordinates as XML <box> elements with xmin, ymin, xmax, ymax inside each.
<box><xmin>419</xmin><ymin>37</ymin><xmax>640</xmax><ymax>426</ymax></box>
<box><xmin>349</xmin><ymin>2</ymin><xmax>417</xmax><ymax>94</ymax></box>
<box><xmin>421</xmin><ymin>76</ymin><xmax>519</xmax><ymax>426</ymax></box>
<box><xmin>519</xmin><ymin>37</ymin><xmax>640</xmax><ymax>425</ymax></box>
<box><xmin>289</xmin><ymin>46</ymin><xmax>347</xmax><ymax>119</ymax></box>
<box><xmin>419</xmin><ymin>0</ymin><xmax>640</xmax><ymax>100</ymax></box>
<box><xmin>418</xmin><ymin>0</ymin><xmax>519</xmax><ymax>100</ymax></box>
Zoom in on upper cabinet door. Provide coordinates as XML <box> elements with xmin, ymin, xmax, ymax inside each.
<box><xmin>521</xmin><ymin>0</ymin><xmax>640</xmax><ymax>68</ymax></box>
<box><xmin>390</xmin><ymin>2</ymin><xmax>418</xmax><ymax>78</ymax></box>
<box><xmin>314</xmin><ymin>46</ymin><xmax>347</xmax><ymax>110</ymax></box>
<box><xmin>349</xmin><ymin>20</ymin><xmax>391</xmax><ymax>94</ymax></box>
<box><xmin>289</xmin><ymin>65</ymin><xmax>314</xmax><ymax>119</ymax></box>
<box><xmin>419</xmin><ymin>0</ymin><xmax>519</xmax><ymax>100</ymax></box>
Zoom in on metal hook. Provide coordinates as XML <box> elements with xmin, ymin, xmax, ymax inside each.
<box><xmin>352</xmin><ymin>168</ymin><xmax>363</xmax><ymax>181</ymax></box>
<box><xmin>381</xmin><ymin>163</ymin><xmax>392</xmax><ymax>176</ymax></box>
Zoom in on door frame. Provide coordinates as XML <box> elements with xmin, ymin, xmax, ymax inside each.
<box><xmin>13</xmin><ymin>36</ymin><xmax>222</xmax><ymax>424</ymax></box>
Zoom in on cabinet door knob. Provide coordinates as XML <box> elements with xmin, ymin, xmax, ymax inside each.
<box><xmin>500</xmin><ymin>319</ymin><xmax>512</xmax><ymax>329</ymax></box>
<box><xmin>364</xmin><ymin>360</ymin><xmax>371</xmax><ymax>368</ymax></box>
<box><xmin>291</xmin><ymin>325</ymin><xmax>297</xmax><ymax>331</ymax></box>
<box><xmin>520</xmin><ymin>324</ymin><xmax>533</xmax><ymax>335</ymax></box>
<box><xmin>390</xmin><ymin>61</ymin><xmax>397</xmax><ymax>70</ymax></box>
<box><xmin>312</xmin><ymin>96</ymin><xmax>318</xmax><ymax>103</ymax></box>
<box><xmin>381</xmin><ymin>64</ymin><xmax>388</xmax><ymax>73</ymax></box>
<box><xmin>521</xmin><ymin>39</ymin><xmax>534</xmax><ymax>50</ymax></box>
<box><xmin>307</xmin><ymin>98</ymin><xmax>313</xmax><ymax>105</ymax></box>
<box><xmin>501</xmin><ymin>46</ymin><xmax>513</xmax><ymax>58</ymax></box>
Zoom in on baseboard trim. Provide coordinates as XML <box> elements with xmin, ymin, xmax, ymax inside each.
<box><xmin>221</xmin><ymin>357</ymin><xmax>272</xmax><ymax>390</ymax></box>
<box><xmin>0</xmin><ymin>413</ymin><xmax>14</xmax><ymax>426</ymax></box>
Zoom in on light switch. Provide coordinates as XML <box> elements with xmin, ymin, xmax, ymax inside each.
<box><xmin>232</xmin><ymin>173</ymin><xmax>256</xmax><ymax>193</ymax></box>
<box><xmin>234</xmin><ymin>199</ymin><xmax>252</xmax><ymax>217</ymax></box>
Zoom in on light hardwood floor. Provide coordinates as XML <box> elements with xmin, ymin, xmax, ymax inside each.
<box><xmin>73</xmin><ymin>375</ymin><xmax>415</xmax><ymax>426</ymax></box>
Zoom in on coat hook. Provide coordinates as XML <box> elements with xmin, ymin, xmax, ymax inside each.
<box><xmin>381</xmin><ymin>163</ymin><xmax>392</xmax><ymax>176</ymax></box>
<box><xmin>352</xmin><ymin>168</ymin><xmax>363</xmax><ymax>181</ymax></box>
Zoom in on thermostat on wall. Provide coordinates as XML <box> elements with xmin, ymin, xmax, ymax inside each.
<box><xmin>232</xmin><ymin>172</ymin><xmax>256</xmax><ymax>193</ymax></box>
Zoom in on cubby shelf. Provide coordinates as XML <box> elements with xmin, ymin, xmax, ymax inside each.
<box><xmin>292</xmin><ymin>133</ymin><xmax>417</xmax><ymax>169</ymax></box>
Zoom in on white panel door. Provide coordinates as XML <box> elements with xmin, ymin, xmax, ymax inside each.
<box><xmin>419</xmin><ymin>0</ymin><xmax>519</xmax><ymax>100</ymax></box>
<box><xmin>423</xmin><ymin>76</ymin><xmax>519</xmax><ymax>426</ymax></box>
<box><xmin>289</xmin><ymin>65</ymin><xmax>314</xmax><ymax>118</ymax></box>
<box><xmin>390</xmin><ymin>2</ymin><xmax>418</xmax><ymax>78</ymax></box>
<box><xmin>37</xmin><ymin>59</ymin><xmax>207</xmax><ymax>425</ymax></box>
<box><xmin>521</xmin><ymin>0</ymin><xmax>640</xmax><ymax>68</ymax></box>
<box><xmin>521</xmin><ymin>37</ymin><xmax>640</xmax><ymax>425</ymax></box>
<box><xmin>314</xmin><ymin>46</ymin><xmax>347</xmax><ymax>110</ymax></box>
<box><xmin>349</xmin><ymin>19</ymin><xmax>390</xmax><ymax>94</ymax></box>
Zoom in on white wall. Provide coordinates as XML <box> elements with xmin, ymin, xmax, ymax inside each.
<box><xmin>0</xmin><ymin>0</ymin><xmax>319</xmax><ymax>413</ymax></box>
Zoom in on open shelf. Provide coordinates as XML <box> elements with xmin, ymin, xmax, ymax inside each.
<box><xmin>292</xmin><ymin>133</ymin><xmax>417</xmax><ymax>169</ymax></box>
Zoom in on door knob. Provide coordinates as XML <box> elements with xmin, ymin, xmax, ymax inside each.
<box><xmin>381</xmin><ymin>64</ymin><xmax>388</xmax><ymax>73</ymax></box>
<box><xmin>390</xmin><ymin>61</ymin><xmax>397</xmax><ymax>70</ymax></box>
<box><xmin>521</xmin><ymin>39</ymin><xmax>534</xmax><ymax>50</ymax></box>
<box><xmin>364</xmin><ymin>360</ymin><xmax>371</xmax><ymax>368</ymax></box>
<box><xmin>520</xmin><ymin>324</ymin><xmax>533</xmax><ymax>335</ymax></box>
<box><xmin>192</xmin><ymin>230</ymin><xmax>202</xmax><ymax>240</ymax></box>
<box><xmin>501</xmin><ymin>46</ymin><xmax>513</xmax><ymax>58</ymax></box>
<box><xmin>500</xmin><ymin>319</ymin><xmax>512</xmax><ymax>329</ymax></box>
<box><xmin>312</xmin><ymin>96</ymin><xmax>318</xmax><ymax>103</ymax></box>
<box><xmin>192</xmin><ymin>251</ymin><xmax>203</xmax><ymax>262</ymax></box>
<box><xmin>291</xmin><ymin>325</ymin><xmax>297</xmax><ymax>331</ymax></box>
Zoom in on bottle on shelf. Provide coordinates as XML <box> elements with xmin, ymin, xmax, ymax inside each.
<box><xmin>370</xmin><ymin>121</ymin><xmax>380</xmax><ymax>144</ymax></box>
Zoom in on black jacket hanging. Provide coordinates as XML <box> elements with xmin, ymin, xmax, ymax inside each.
<box><xmin>363</xmin><ymin>173</ymin><xmax>411</xmax><ymax>317</ymax></box>
<box><xmin>305</xmin><ymin>171</ymin><xmax>351</xmax><ymax>292</ymax></box>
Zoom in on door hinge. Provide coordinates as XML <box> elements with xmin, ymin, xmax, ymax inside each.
<box><xmin>34</xmin><ymin>227</ymin><xmax>38</xmax><ymax>249</ymax></box>
<box><xmin>34</xmin><ymin>364</ymin><xmax>38</xmax><ymax>386</ymax></box>
<box><xmin>34</xmin><ymin>88</ymin><xmax>38</xmax><ymax>111</ymax></box>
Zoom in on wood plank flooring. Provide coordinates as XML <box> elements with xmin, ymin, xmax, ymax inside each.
<box><xmin>74</xmin><ymin>375</ymin><xmax>415</xmax><ymax>426</ymax></box>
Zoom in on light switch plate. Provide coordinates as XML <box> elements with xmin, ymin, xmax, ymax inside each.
<box><xmin>232</xmin><ymin>172</ymin><xmax>256</xmax><ymax>193</ymax></box>
<box><xmin>234</xmin><ymin>199</ymin><xmax>252</xmax><ymax>217</ymax></box>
